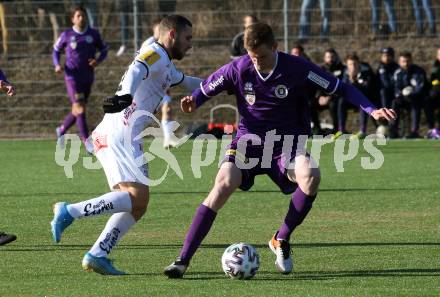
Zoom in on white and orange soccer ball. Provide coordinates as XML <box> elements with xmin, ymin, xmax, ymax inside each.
<box><xmin>221</xmin><ymin>243</ymin><xmax>260</xmax><ymax>279</ymax></box>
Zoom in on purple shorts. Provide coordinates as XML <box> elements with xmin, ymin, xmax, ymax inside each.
<box><xmin>65</xmin><ymin>78</ymin><xmax>93</xmax><ymax>104</ymax></box>
<box><xmin>223</xmin><ymin>136</ymin><xmax>300</xmax><ymax>194</ymax></box>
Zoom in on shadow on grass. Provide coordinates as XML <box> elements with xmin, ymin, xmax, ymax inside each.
<box><xmin>0</xmin><ymin>186</ymin><xmax>432</xmax><ymax>198</ymax></box>
<box><xmin>181</xmin><ymin>268</ymin><xmax>440</xmax><ymax>281</ymax></box>
<box><xmin>3</xmin><ymin>242</ymin><xmax>440</xmax><ymax>252</ymax></box>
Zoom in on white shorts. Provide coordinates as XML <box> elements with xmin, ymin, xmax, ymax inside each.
<box><xmin>92</xmin><ymin>115</ymin><xmax>149</xmax><ymax>189</ymax></box>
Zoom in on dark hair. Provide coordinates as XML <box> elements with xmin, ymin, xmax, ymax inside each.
<box><xmin>70</xmin><ymin>5</ymin><xmax>87</xmax><ymax>19</ymax></box>
<box><xmin>159</xmin><ymin>15</ymin><xmax>192</xmax><ymax>34</ymax></box>
<box><xmin>244</xmin><ymin>14</ymin><xmax>258</xmax><ymax>23</ymax></box>
<box><xmin>399</xmin><ymin>51</ymin><xmax>412</xmax><ymax>59</ymax></box>
<box><xmin>292</xmin><ymin>43</ymin><xmax>304</xmax><ymax>52</ymax></box>
<box><xmin>244</xmin><ymin>22</ymin><xmax>276</xmax><ymax>50</ymax></box>
<box><xmin>345</xmin><ymin>53</ymin><xmax>360</xmax><ymax>62</ymax></box>
<box><xmin>325</xmin><ymin>48</ymin><xmax>338</xmax><ymax>55</ymax></box>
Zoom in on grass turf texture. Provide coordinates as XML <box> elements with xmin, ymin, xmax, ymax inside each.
<box><xmin>0</xmin><ymin>139</ymin><xmax>439</xmax><ymax>297</ymax></box>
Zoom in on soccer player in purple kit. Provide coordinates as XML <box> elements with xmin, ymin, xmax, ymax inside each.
<box><xmin>53</xmin><ymin>5</ymin><xmax>108</xmax><ymax>150</ymax></box>
<box><xmin>0</xmin><ymin>67</ymin><xmax>17</xmax><ymax>246</ymax></box>
<box><xmin>164</xmin><ymin>23</ymin><xmax>396</xmax><ymax>278</ymax></box>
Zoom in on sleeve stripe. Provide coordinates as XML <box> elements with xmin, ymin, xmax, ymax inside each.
<box><xmin>135</xmin><ymin>60</ymin><xmax>149</xmax><ymax>79</ymax></box>
<box><xmin>170</xmin><ymin>73</ymin><xmax>185</xmax><ymax>87</ymax></box>
<box><xmin>199</xmin><ymin>81</ymin><xmax>211</xmax><ymax>98</ymax></box>
<box><xmin>328</xmin><ymin>78</ymin><xmax>340</xmax><ymax>95</ymax></box>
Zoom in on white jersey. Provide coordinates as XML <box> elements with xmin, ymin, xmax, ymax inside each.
<box><xmin>92</xmin><ymin>42</ymin><xmax>201</xmax><ymax>188</ymax></box>
<box><xmin>97</xmin><ymin>42</ymin><xmax>184</xmax><ymax>143</ymax></box>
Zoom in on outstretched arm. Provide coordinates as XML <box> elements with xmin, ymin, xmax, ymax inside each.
<box><xmin>337</xmin><ymin>81</ymin><xmax>396</xmax><ymax>121</ymax></box>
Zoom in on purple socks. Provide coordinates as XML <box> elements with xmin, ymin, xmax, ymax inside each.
<box><xmin>60</xmin><ymin>112</ymin><xmax>76</xmax><ymax>135</ymax></box>
<box><xmin>76</xmin><ymin>112</ymin><xmax>89</xmax><ymax>141</ymax></box>
<box><xmin>179</xmin><ymin>204</ymin><xmax>217</xmax><ymax>264</ymax></box>
<box><xmin>59</xmin><ymin>112</ymin><xmax>89</xmax><ymax>141</ymax></box>
<box><xmin>277</xmin><ymin>187</ymin><xmax>316</xmax><ymax>241</ymax></box>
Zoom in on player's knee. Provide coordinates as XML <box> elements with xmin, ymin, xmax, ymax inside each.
<box><xmin>215</xmin><ymin>174</ymin><xmax>237</xmax><ymax>194</ymax></box>
<box><xmin>296</xmin><ymin>167</ymin><xmax>320</xmax><ymax>193</ymax></box>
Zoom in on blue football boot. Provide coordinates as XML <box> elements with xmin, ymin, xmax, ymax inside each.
<box><xmin>50</xmin><ymin>202</ymin><xmax>74</xmax><ymax>243</ymax></box>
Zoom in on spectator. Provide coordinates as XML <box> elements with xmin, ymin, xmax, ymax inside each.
<box><xmin>230</xmin><ymin>14</ymin><xmax>258</xmax><ymax>59</ymax></box>
<box><xmin>391</xmin><ymin>51</ymin><xmax>427</xmax><ymax>138</ymax></box>
<box><xmin>377</xmin><ymin>47</ymin><xmax>399</xmax><ymax>109</ymax></box>
<box><xmin>411</xmin><ymin>0</ymin><xmax>436</xmax><ymax>36</ymax></box>
<box><xmin>369</xmin><ymin>0</ymin><xmax>397</xmax><ymax>38</ymax></box>
<box><xmin>312</xmin><ymin>48</ymin><xmax>344</xmax><ymax>134</ymax></box>
<box><xmin>425</xmin><ymin>48</ymin><xmax>440</xmax><ymax>139</ymax></box>
<box><xmin>290</xmin><ymin>43</ymin><xmax>310</xmax><ymax>60</ymax></box>
<box><xmin>35</xmin><ymin>0</ymin><xmax>61</xmax><ymax>45</ymax></box>
<box><xmin>115</xmin><ymin>0</ymin><xmax>146</xmax><ymax>56</ymax></box>
<box><xmin>298</xmin><ymin>0</ymin><xmax>331</xmax><ymax>42</ymax></box>
<box><xmin>335</xmin><ymin>53</ymin><xmax>376</xmax><ymax>139</ymax></box>
<box><xmin>0</xmin><ymin>1</ymin><xmax>9</xmax><ymax>58</ymax></box>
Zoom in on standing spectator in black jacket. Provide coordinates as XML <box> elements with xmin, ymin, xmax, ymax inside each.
<box><xmin>425</xmin><ymin>48</ymin><xmax>440</xmax><ymax>139</ymax></box>
<box><xmin>391</xmin><ymin>51</ymin><xmax>427</xmax><ymax>138</ymax></box>
<box><xmin>311</xmin><ymin>48</ymin><xmax>343</xmax><ymax>134</ymax></box>
<box><xmin>230</xmin><ymin>14</ymin><xmax>257</xmax><ymax>59</ymax></box>
<box><xmin>335</xmin><ymin>53</ymin><xmax>376</xmax><ymax>139</ymax></box>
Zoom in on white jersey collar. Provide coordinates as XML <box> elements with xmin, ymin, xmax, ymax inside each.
<box><xmin>72</xmin><ymin>26</ymin><xmax>88</xmax><ymax>35</ymax></box>
<box><xmin>254</xmin><ymin>51</ymin><xmax>278</xmax><ymax>82</ymax></box>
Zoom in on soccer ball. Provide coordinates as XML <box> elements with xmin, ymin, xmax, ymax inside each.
<box><xmin>221</xmin><ymin>242</ymin><xmax>260</xmax><ymax>279</ymax></box>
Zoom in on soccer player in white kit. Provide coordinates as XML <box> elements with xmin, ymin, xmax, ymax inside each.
<box><xmin>50</xmin><ymin>15</ymin><xmax>202</xmax><ymax>275</ymax></box>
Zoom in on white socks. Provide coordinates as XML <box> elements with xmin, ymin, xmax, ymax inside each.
<box><xmin>66</xmin><ymin>191</ymin><xmax>132</xmax><ymax>219</ymax></box>
<box><xmin>162</xmin><ymin>119</ymin><xmax>172</xmax><ymax>141</ymax></box>
<box><xmin>89</xmin><ymin>212</ymin><xmax>136</xmax><ymax>258</ymax></box>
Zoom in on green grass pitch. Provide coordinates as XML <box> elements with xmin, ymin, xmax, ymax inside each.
<box><xmin>0</xmin><ymin>139</ymin><xmax>439</xmax><ymax>297</ymax></box>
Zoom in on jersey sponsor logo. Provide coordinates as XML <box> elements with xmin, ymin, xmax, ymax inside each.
<box><xmin>138</xmin><ymin>50</ymin><xmax>161</xmax><ymax>66</ymax></box>
<box><xmin>274</xmin><ymin>84</ymin><xmax>288</xmax><ymax>98</ymax></box>
<box><xmin>85</xmin><ymin>35</ymin><xmax>94</xmax><ymax>43</ymax></box>
<box><xmin>307</xmin><ymin>71</ymin><xmax>330</xmax><ymax>89</ymax></box>
<box><xmin>123</xmin><ymin>101</ymin><xmax>137</xmax><ymax>126</ymax></box>
<box><xmin>208</xmin><ymin>75</ymin><xmax>225</xmax><ymax>91</ymax></box>
<box><xmin>333</xmin><ymin>70</ymin><xmax>342</xmax><ymax>76</ymax></box>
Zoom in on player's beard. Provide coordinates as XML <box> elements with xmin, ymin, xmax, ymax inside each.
<box><xmin>170</xmin><ymin>38</ymin><xmax>185</xmax><ymax>60</ymax></box>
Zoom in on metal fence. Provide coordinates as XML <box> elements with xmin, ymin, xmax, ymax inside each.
<box><xmin>0</xmin><ymin>0</ymin><xmax>439</xmax><ymax>138</ymax></box>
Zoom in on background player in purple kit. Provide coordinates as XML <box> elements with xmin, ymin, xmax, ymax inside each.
<box><xmin>0</xmin><ymin>67</ymin><xmax>16</xmax><ymax>246</ymax></box>
<box><xmin>164</xmin><ymin>22</ymin><xmax>396</xmax><ymax>278</ymax></box>
<box><xmin>53</xmin><ymin>5</ymin><xmax>108</xmax><ymax>149</ymax></box>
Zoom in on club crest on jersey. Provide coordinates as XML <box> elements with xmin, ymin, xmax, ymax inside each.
<box><xmin>275</xmin><ymin>85</ymin><xmax>288</xmax><ymax>98</ymax></box>
<box><xmin>243</xmin><ymin>82</ymin><xmax>256</xmax><ymax>105</ymax></box>
<box><xmin>69</xmin><ymin>36</ymin><xmax>77</xmax><ymax>49</ymax></box>
<box><xmin>85</xmin><ymin>35</ymin><xmax>94</xmax><ymax>43</ymax></box>
<box><xmin>245</xmin><ymin>94</ymin><xmax>256</xmax><ymax>105</ymax></box>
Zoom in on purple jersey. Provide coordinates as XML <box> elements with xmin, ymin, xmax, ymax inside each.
<box><xmin>194</xmin><ymin>52</ymin><xmax>376</xmax><ymax>138</ymax></box>
<box><xmin>0</xmin><ymin>69</ymin><xmax>8</xmax><ymax>83</ymax></box>
<box><xmin>53</xmin><ymin>26</ymin><xmax>108</xmax><ymax>81</ymax></box>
